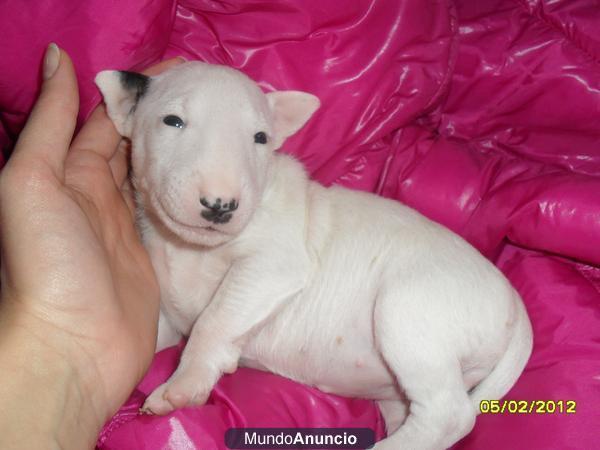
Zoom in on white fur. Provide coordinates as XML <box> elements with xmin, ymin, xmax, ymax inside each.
<box><xmin>96</xmin><ymin>62</ymin><xmax>533</xmax><ymax>450</ymax></box>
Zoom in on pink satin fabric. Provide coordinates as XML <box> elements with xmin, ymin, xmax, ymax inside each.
<box><xmin>0</xmin><ymin>1</ymin><xmax>598</xmax><ymax>449</ymax></box>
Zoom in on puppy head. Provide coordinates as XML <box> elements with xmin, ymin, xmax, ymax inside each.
<box><xmin>96</xmin><ymin>62</ymin><xmax>319</xmax><ymax>246</ymax></box>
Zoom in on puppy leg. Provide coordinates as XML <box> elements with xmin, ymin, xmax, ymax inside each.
<box><xmin>377</xmin><ymin>399</ymin><xmax>408</xmax><ymax>435</ymax></box>
<box><xmin>142</xmin><ymin>328</ymin><xmax>239</xmax><ymax>415</ymax></box>
<box><xmin>143</xmin><ymin>255</ymin><xmax>305</xmax><ymax>415</ymax></box>
<box><xmin>372</xmin><ymin>294</ymin><xmax>476</xmax><ymax>449</ymax></box>
<box><xmin>373</xmin><ymin>363</ymin><xmax>475</xmax><ymax>450</ymax></box>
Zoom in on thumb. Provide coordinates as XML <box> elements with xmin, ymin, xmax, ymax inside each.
<box><xmin>10</xmin><ymin>43</ymin><xmax>79</xmax><ymax>178</ymax></box>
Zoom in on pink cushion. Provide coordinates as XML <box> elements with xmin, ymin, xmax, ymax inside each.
<box><xmin>1</xmin><ymin>1</ymin><xmax>598</xmax><ymax>449</ymax></box>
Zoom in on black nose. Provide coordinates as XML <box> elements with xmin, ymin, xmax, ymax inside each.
<box><xmin>199</xmin><ymin>197</ymin><xmax>239</xmax><ymax>224</ymax></box>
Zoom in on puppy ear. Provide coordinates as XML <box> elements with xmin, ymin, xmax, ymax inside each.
<box><xmin>95</xmin><ymin>70</ymin><xmax>150</xmax><ymax>137</ymax></box>
<box><xmin>266</xmin><ymin>91</ymin><xmax>320</xmax><ymax>149</ymax></box>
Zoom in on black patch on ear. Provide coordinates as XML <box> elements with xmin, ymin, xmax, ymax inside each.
<box><xmin>119</xmin><ymin>71</ymin><xmax>150</xmax><ymax>108</ymax></box>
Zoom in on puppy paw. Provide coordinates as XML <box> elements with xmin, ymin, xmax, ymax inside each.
<box><xmin>141</xmin><ymin>369</ymin><xmax>213</xmax><ymax>415</ymax></box>
<box><xmin>141</xmin><ymin>383</ymin><xmax>174</xmax><ymax>415</ymax></box>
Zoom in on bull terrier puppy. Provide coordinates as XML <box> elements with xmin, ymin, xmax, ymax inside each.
<box><xmin>96</xmin><ymin>62</ymin><xmax>533</xmax><ymax>450</ymax></box>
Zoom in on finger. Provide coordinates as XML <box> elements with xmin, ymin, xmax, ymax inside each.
<box><xmin>108</xmin><ymin>139</ymin><xmax>130</xmax><ymax>186</ymax></box>
<box><xmin>120</xmin><ymin>178</ymin><xmax>136</xmax><ymax>219</ymax></box>
<box><xmin>71</xmin><ymin>57</ymin><xmax>185</xmax><ymax>166</ymax></box>
<box><xmin>9</xmin><ymin>44</ymin><xmax>79</xmax><ymax>177</ymax></box>
<box><xmin>69</xmin><ymin>104</ymin><xmax>121</xmax><ymax>162</ymax></box>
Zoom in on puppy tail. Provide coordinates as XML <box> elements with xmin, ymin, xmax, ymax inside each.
<box><xmin>469</xmin><ymin>294</ymin><xmax>533</xmax><ymax>413</ymax></box>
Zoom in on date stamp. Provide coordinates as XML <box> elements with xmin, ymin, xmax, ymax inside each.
<box><xmin>479</xmin><ymin>400</ymin><xmax>576</xmax><ymax>415</ymax></box>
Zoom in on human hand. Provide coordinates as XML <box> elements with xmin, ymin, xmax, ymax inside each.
<box><xmin>0</xmin><ymin>44</ymin><xmax>182</xmax><ymax>447</ymax></box>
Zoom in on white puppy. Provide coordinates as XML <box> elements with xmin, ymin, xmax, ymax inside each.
<box><xmin>96</xmin><ymin>62</ymin><xmax>533</xmax><ymax>450</ymax></box>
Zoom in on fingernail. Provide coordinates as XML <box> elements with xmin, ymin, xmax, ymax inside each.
<box><xmin>43</xmin><ymin>43</ymin><xmax>60</xmax><ymax>80</ymax></box>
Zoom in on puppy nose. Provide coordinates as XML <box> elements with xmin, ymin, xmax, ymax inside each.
<box><xmin>199</xmin><ymin>197</ymin><xmax>239</xmax><ymax>224</ymax></box>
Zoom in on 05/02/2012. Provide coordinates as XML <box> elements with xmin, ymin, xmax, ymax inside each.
<box><xmin>479</xmin><ymin>400</ymin><xmax>576</xmax><ymax>415</ymax></box>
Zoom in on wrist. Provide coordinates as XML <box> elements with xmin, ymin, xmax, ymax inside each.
<box><xmin>0</xmin><ymin>305</ymin><xmax>104</xmax><ymax>449</ymax></box>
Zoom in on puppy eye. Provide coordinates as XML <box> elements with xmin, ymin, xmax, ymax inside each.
<box><xmin>254</xmin><ymin>131</ymin><xmax>267</xmax><ymax>144</ymax></box>
<box><xmin>163</xmin><ymin>115</ymin><xmax>185</xmax><ymax>129</ymax></box>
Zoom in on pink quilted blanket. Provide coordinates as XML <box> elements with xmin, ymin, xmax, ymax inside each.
<box><xmin>1</xmin><ymin>1</ymin><xmax>598</xmax><ymax>449</ymax></box>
